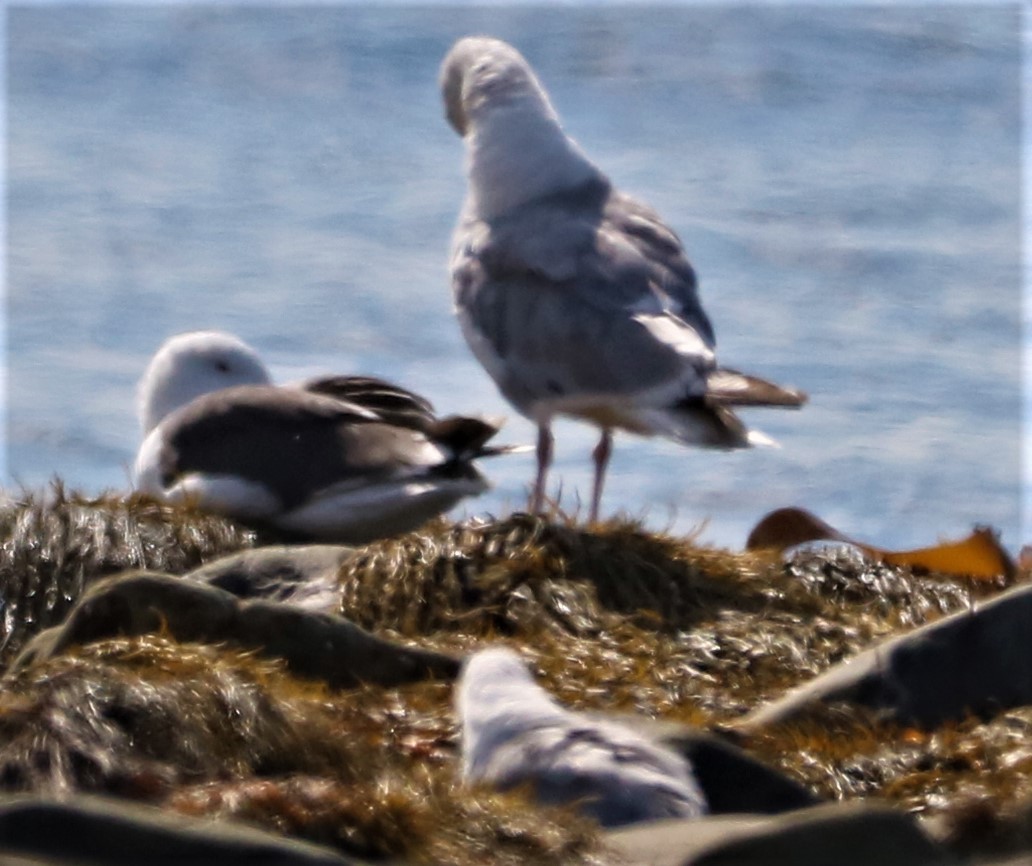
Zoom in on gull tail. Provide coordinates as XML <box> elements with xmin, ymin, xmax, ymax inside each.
<box><xmin>429</xmin><ymin>415</ymin><xmax>530</xmax><ymax>461</ymax></box>
<box><xmin>746</xmin><ymin>428</ymin><xmax>780</xmax><ymax>449</ymax></box>
<box><xmin>652</xmin><ymin>367</ymin><xmax>805</xmax><ymax>450</ymax></box>
<box><xmin>703</xmin><ymin>368</ymin><xmax>807</xmax><ymax>408</ymax></box>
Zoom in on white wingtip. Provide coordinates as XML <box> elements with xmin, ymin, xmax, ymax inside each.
<box><xmin>747</xmin><ymin>429</ymin><xmax>781</xmax><ymax>448</ymax></box>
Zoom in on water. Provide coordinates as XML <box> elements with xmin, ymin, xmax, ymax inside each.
<box><xmin>7</xmin><ymin>5</ymin><xmax>1023</xmax><ymax>553</ymax></box>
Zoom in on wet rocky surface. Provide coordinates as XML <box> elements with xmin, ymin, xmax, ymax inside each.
<box><xmin>0</xmin><ymin>488</ymin><xmax>1027</xmax><ymax>865</ymax></box>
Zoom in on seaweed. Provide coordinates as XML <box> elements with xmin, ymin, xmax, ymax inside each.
<box><xmin>0</xmin><ymin>485</ymin><xmax>255</xmax><ymax>664</ymax></box>
<box><xmin>0</xmin><ymin>488</ymin><xmax>1027</xmax><ymax>862</ymax></box>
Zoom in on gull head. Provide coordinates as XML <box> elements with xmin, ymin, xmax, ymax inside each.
<box><xmin>137</xmin><ymin>330</ymin><xmax>272</xmax><ymax>434</ymax></box>
<box><xmin>440</xmin><ymin>36</ymin><xmax>560</xmax><ymax>138</ymax></box>
<box><xmin>440</xmin><ymin>36</ymin><xmax>601</xmax><ymax>218</ymax></box>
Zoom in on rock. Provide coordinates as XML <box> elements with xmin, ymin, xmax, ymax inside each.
<box><xmin>186</xmin><ymin>545</ymin><xmax>354</xmax><ymax>612</ymax></box>
<box><xmin>738</xmin><ymin>583</ymin><xmax>1032</xmax><ymax>731</ymax></box>
<box><xmin>12</xmin><ymin>571</ymin><xmax>459</xmax><ymax>688</ymax></box>
<box><xmin>595</xmin><ymin>715</ymin><xmax>820</xmax><ymax>815</ymax></box>
<box><xmin>0</xmin><ymin>794</ymin><xmax>368</xmax><ymax>865</ymax></box>
<box><xmin>660</xmin><ymin>729</ymin><xmax>820</xmax><ymax>815</ymax></box>
<box><xmin>605</xmin><ymin>801</ymin><xmax>955</xmax><ymax>866</ymax></box>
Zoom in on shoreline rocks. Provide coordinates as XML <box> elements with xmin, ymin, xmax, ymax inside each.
<box><xmin>0</xmin><ymin>492</ymin><xmax>1029</xmax><ymax>864</ymax></box>
<box><xmin>739</xmin><ymin>583</ymin><xmax>1032</xmax><ymax>731</ymax></box>
<box><xmin>13</xmin><ymin>570</ymin><xmax>459</xmax><ymax>689</ymax></box>
<box><xmin>606</xmin><ymin>802</ymin><xmax>955</xmax><ymax>866</ymax></box>
<box><xmin>0</xmin><ymin>794</ymin><xmax>366</xmax><ymax>866</ymax></box>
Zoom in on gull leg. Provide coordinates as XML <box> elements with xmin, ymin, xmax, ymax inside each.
<box><xmin>589</xmin><ymin>428</ymin><xmax>613</xmax><ymax>524</ymax></box>
<box><xmin>530</xmin><ymin>422</ymin><xmax>553</xmax><ymax>514</ymax></box>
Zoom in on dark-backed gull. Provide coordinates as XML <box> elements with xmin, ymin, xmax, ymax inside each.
<box><xmin>134</xmin><ymin>331</ymin><xmax>508</xmax><ymax>542</ymax></box>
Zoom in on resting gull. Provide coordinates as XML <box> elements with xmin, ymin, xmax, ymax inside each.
<box><xmin>133</xmin><ymin>330</ymin><xmax>507</xmax><ymax>542</ymax></box>
<box><xmin>456</xmin><ymin>646</ymin><xmax>707</xmax><ymax>827</ymax></box>
<box><xmin>441</xmin><ymin>36</ymin><xmax>806</xmax><ymax>522</ymax></box>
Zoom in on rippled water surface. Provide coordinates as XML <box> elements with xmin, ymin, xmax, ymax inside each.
<box><xmin>7</xmin><ymin>5</ymin><xmax>1023</xmax><ymax>550</ymax></box>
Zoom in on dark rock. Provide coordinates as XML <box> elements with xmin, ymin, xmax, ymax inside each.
<box><xmin>738</xmin><ymin>583</ymin><xmax>1032</xmax><ymax>731</ymax></box>
<box><xmin>605</xmin><ymin>802</ymin><xmax>955</xmax><ymax>866</ymax></box>
<box><xmin>661</xmin><ymin>730</ymin><xmax>820</xmax><ymax>815</ymax></box>
<box><xmin>186</xmin><ymin>545</ymin><xmax>354</xmax><ymax>612</ymax></box>
<box><xmin>0</xmin><ymin>794</ymin><xmax>367</xmax><ymax>865</ymax></box>
<box><xmin>12</xmin><ymin>571</ymin><xmax>459</xmax><ymax>688</ymax></box>
<box><xmin>593</xmin><ymin>715</ymin><xmax>820</xmax><ymax>815</ymax></box>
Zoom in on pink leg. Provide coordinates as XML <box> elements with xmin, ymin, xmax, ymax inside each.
<box><xmin>530</xmin><ymin>422</ymin><xmax>553</xmax><ymax>515</ymax></box>
<box><xmin>590</xmin><ymin>428</ymin><xmax>613</xmax><ymax>524</ymax></box>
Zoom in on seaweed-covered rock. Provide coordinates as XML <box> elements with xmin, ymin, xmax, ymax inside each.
<box><xmin>0</xmin><ymin>634</ymin><xmax>608</xmax><ymax>864</ymax></box>
<box><xmin>605</xmin><ymin>802</ymin><xmax>954</xmax><ymax>866</ymax></box>
<box><xmin>0</xmin><ymin>492</ymin><xmax>1026</xmax><ymax>864</ymax></box>
<box><xmin>0</xmin><ymin>638</ymin><xmax>378</xmax><ymax>798</ymax></box>
<box><xmin>186</xmin><ymin>545</ymin><xmax>355</xmax><ymax>612</ymax></box>
<box><xmin>0</xmin><ymin>487</ymin><xmax>255</xmax><ymax>666</ymax></box>
<box><xmin>13</xmin><ymin>570</ymin><xmax>458</xmax><ymax>689</ymax></box>
<box><xmin>739</xmin><ymin>583</ymin><xmax>1032</xmax><ymax>731</ymax></box>
<box><xmin>0</xmin><ymin>794</ymin><xmax>364</xmax><ymax>865</ymax></box>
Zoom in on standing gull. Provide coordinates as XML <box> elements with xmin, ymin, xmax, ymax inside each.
<box><xmin>456</xmin><ymin>647</ymin><xmax>707</xmax><ymax>827</ymax></box>
<box><xmin>134</xmin><ymin>330</ymin><xmax>508</xmax><ymax>542</ymax></box>
<box><xmin>441</xmin><ymin>36</ymin><xmax>806</xmax><ymax>522</ymax></box>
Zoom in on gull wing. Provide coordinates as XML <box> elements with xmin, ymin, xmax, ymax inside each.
<box><xmin>160</xmin><ymin>386</ymin><xmax>447</xmax><ymax>511</ymax></box>
<box><xmin>452</xmin><ymin>179</ymin><xmax>717</xmax><ymax>414</ymax></box>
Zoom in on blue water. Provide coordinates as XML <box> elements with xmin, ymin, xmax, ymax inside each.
<box><xmin>6</xmin><ymin>5</ymin><xmax>1024</xmax><ymax>552</ymax></box>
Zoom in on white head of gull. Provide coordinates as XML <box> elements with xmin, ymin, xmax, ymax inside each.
<box><xmin>456</xmin><ymin>646</ymin><xmax>707</xmax><ymax>828</ymax></box>
<box><xmin>137</xmin><ymin>330</ymin><xmax>272</xmax><ymax>436</ymax></box>
<box><xmin>133</xmin><ymin>331</ymin><xmax>503</xmax><ymax>543</ymax></box>
<box><xmin>441</xmin><ymin>36</ymin><xmax>807</xmax><ymax>523</ymax></box>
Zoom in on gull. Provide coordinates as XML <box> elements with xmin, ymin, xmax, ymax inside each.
<box><xmin>455</xmin><ymin>646</ymin><xmax>707</xmax><ymax>827</ymax></box>
<box><xmin>133</xmin><ymin>330</ymin><xmax>509</xmax><ymax>542</ymax></box>
<box><xmin>441</xmin><ymin>36</ymin><xmax>806</xmax><ymax>522</ymax></box>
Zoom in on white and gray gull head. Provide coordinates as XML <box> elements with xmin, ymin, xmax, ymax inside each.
<box><xmin>455</xmin><ymin>646</ymin><xmax>707</xmax><ymax>828</ymax></box>
<box><xmin>441</xmin><ymin>36</ymin><xmax>806</xmax><ymax>524</ymax></box>
<box><xmin>137</xmin><ymin>330</ymin><xmax>272</xmax><ymax>436</ymax></box>
<box><xmin>133</xmin><ymin>330</ymin><xmax>512</xmax><ymax>543</ymax></box>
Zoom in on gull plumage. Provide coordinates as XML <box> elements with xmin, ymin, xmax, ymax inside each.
<box><xmin>134</xmin><ymin>331</ymin><xmax>505</xmax><ymax>542</ymax></box>
<box><xmin>441</xmin><ymin>36</ymin><xmax>806</xmax><ymax>522</ymax></box>
<box><xmin>456</xmin><ymin>647</ymin><xmax>707</xmax><ymax>827</ymax></box>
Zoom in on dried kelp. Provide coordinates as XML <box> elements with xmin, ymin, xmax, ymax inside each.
<box><xmin>0</xmin><ymin>486</ymin><xmax>255</xmax><ymax>665</ymax></box>
<box><xmin>0</xmin><ymin>489</ymin><xmax>1028</xmax><ymax>863</ymax></box>
<box><xmin>0</xmin><ymin>634</ymin><xmax>603</xmax><ymax>866</ymax></box>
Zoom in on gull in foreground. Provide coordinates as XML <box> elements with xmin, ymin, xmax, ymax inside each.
<box><xmin>456</xmin><ymin>646</ymin><xmax>707</xmax><ymax>827</ymax></box>
<box><xmin>441</xmin><ymin>36</ymin><xmax>806</xmax><ymax>522</ymax></box>
<box><xmin>134</xmin><ymin>330</ymin><xmax>509</xmax><ymax>542</ymax></box>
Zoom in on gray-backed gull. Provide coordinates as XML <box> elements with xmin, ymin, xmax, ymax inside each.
<box><xmin>441</xmin><ymin>37</ymin><xmax>806</xmax><ymax>522</ymax></box>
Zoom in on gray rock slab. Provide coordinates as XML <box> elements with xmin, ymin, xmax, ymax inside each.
<box><xmin>186</xmin><ymin>545</ymin><xmax>354</xmax><ymax>612</ymax></box>
<box><xmin>0</xmin><ymin>794</ymin><xmax>366</xmax><ymax>866</ymax></box>
<box><xmin>739</xmin><ymin>583</ymin><xmax>1032</xmax><ymax>731</ymax></box>
<box><xmin>605</xmin><ymin>801</ymin><xmax>955</xmax><ymax>866</ymax></box>
<box><xmin>12</xmin><ymin>571</ymin><xmax>459</xmax><ymax>688</ymax></box>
